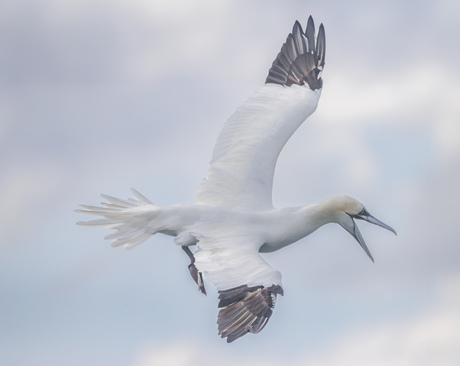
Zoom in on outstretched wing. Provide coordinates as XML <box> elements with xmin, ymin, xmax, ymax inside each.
<box><xmin>217</xmin><ymin>284</ymin><xmax>283</xmax><ymax>343</ymax></box>
<box><xmin>194</xmin><ymin>17</ymin><xmax>326</xmax><ymax>209</ymax></box>
<box><xmin>193</xmin><ymin>230</ymin><xmax>283</xmax><ymax>343</ymax></box>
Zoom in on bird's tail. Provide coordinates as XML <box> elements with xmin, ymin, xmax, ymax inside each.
<box><xmin>76</xmin><ymin>188</ymin><xmax>160</xmax><ymax>249</ymax></box>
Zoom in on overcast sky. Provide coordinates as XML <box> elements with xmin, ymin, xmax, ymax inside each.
<box><xmin>1</xmin><ymin>0</ymin><xmax>460</xmax><ymax>365</ymax></box>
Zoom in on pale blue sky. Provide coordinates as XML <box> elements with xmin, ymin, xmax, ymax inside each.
<box><xmin>1</xmin><ymin>0</ymin><xmax>460</xmax><ymax>365</ymax></box>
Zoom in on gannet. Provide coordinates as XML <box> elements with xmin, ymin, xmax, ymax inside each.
<box><xmin>77</xmin><ymin>16</ymin><xmax>396</xmax><ymax>343</ymax></box>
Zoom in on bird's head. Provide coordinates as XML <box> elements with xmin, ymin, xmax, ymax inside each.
<box><xmin>330</xmin><ymin>196</ymin><xmax>396</xmax><ymax>262</ymax></box>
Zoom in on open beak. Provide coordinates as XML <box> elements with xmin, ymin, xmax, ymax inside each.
<box><xmin>343</xmin><ymin>211</ymin><xmax>396</xmax><ymax>263</ymax></box>
<box><xmin>354</xmin><ymin>212</ymin><xmax>397</xmax><ymax>236</ymax></box>
<box><xmin>343</xmin><ymin>219</ymin><xmax>375</xmax><ymax>262</ymax></box>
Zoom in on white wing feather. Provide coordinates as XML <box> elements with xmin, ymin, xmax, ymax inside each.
<box><xmin>193</xmin><ymin>227</ymin><xmax>282</xmax><ymax>291</ymax></box>
<box><xmin>195</xmin><ymin>83</ymin><xmax>321</xmax><ymax>209</ymax></box>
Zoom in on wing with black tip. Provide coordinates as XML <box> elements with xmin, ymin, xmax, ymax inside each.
<box><xmin>193</xmin><ymin>230</ymin><xmax>284</xmax><ymax>342</ymax></box>
<box><xmin>195</xmin><ymin>17</ymin><xmax>326</xmax><ymax>210</ymax></box>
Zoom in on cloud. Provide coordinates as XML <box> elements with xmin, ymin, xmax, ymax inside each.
<box><xmin>0</xmin><ymin>0</ymin><xmax>247</xmax><ymax>85</ymax></box>
<box><xmin>0</xmin><ymin>158</ymin><xmax>66</xmax><ymax>246</ymax></box>
<box><xmin>132</xmin><ymin>338</ymin><xmax>284</xmax><ymax>366</ymax></box>
<box><xmin>132</xmin><ymin>276</ymin><xmax>460</xmax><ymax>366</ymax></box>
<box><xmin>302</xmin><ymin>276</ymin><xmax>460</xmax><ymax>366</ymax></box>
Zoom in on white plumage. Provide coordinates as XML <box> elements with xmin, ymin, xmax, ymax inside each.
<box><xmin>77</xmin><ymin>16</ymin><xmax>395</xmax><ymax>343</ymax></box>
<box><xmin>195</xmin><ymin>83</ymin><xmax>321</xmax><ymax>209</ymax></box>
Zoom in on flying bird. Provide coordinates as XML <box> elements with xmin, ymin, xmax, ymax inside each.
<box><xmin>77</xmin><ymin>16</ymin><xmax>396</xmax><ymax>343</ymax></box>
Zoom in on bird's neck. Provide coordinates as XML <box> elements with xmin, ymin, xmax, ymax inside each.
<box><xmin>260</xmin><ymin>198</ymin><xmax>339</xmax><ymax>253</ymax></box>
<box><xmin>301</xmin><ymin>197</ymin><xmax>342</xmax><ymax>230</ymax></box>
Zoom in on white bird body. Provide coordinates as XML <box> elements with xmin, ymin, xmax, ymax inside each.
<box><xmin>110</xmin><ymin>201</ymin><xmax>326</xmax><ymax>252</ymax></box>
<box><xmin>77</xmin><ymin>17</ymin><xmax>395</xmax><ymax>343</ymax></box>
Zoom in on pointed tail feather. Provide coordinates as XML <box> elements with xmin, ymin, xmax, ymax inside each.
<box><xmin>76</xmin><ymin>188</ymin><xmax>159</xmax><ymax>250</ymax></box>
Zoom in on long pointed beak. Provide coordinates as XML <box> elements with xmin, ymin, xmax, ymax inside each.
<box><xmin>343</xmin><ymin>220</ymin><xmax>375</xmax><ymax>262</ymax></box>
<box><xmin>355</xmin><ymin>213</ymin><xmax>397</xmax><ymax>236</ymax></box>
<box><xmin>343</xmin><ymin>211</ymin><xmax>396</xmax><ymax>262</ymax></box>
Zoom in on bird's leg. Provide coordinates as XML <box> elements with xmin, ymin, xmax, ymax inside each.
<box><xmin>181</xmin><ymin>246</ymin><xmax>206</xmax><ymax>295</ymax></box>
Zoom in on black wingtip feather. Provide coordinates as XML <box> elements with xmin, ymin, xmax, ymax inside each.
<box><xmin>217</xmin><ymin>284</ymin><xmax>283</xmax><ymax>343</ymax></box>
<box><xmin>305</xmin><ymin>16</ymin><xmax>315</xmax><ymax>51</ymax></box>
<box><xmin>317</xmin><ymin>23</ymin><xmax>326</xmax><ymax>68</ymax></box>
<box><xmin>265</xmin><ymin>16</ymin><xmax>326</xmax><ymax>90</ymax></box>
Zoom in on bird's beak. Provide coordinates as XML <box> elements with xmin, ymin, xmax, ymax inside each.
<box><xmin>354</xmin><ymin>212</ymin><xmax>397</xmax><ymax>236</ymax></box>
<box><xmin>343</xmin><ymin>212</ymin><xmax>396</xmax><ymax>263</ymax></box>
<box><xmin>342</xmin><ymin>218</ymin><xmax>375</xmax><ymax>262</ymax></box>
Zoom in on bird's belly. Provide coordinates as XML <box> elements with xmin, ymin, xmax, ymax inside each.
<box><xmin>259</xmin><ymin>241</ymin><xmax>292</xmax><ymax>253</ymax></box>
<box><xmin>259</xmin><ymin>219</ymin><xmax>318</xmax><ymax>253</ymax></box>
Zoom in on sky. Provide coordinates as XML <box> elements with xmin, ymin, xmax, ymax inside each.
<box><xmin>1</xmin><ymin>0</ymin><xmax>460</xmax><ymax>365</ymax></box>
